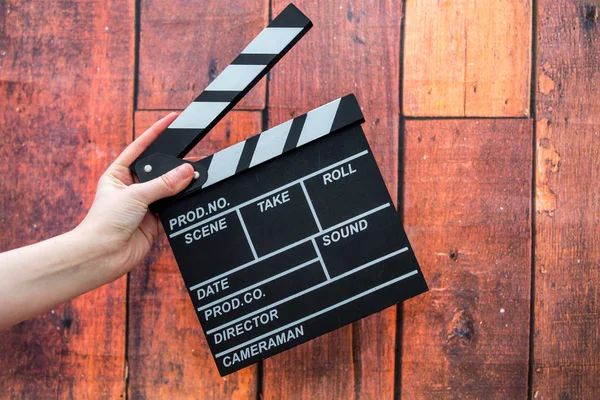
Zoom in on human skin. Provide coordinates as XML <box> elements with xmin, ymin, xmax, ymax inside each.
<box><xmin>0</xmin><ymin>112</ymin><xmax>194</xmax><ymax>330</ymax></box>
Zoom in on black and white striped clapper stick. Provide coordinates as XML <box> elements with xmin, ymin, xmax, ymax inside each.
<box><xmin>133</xmin><ymin>3</ymin><xmax>312</xmax><ymax>173</ymax></box>
<box><xmin>195</xmin><ymin>94</ymin><xmax>364</xmax><ymax>189</ymax></box>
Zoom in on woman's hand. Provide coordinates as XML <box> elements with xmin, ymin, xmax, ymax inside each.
<box><xmin>0</xmin><ymin>113</ymin><xmax>194</xmax><ymax>329</ymax></box>
<box><xmin>77</xmin><ymin>112</ymin><xmax>194</xmax><ymax>282</ymax></box>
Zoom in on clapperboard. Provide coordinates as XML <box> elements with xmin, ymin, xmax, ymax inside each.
<box><xmin>132</xmin><ymin>3</ymin><xmax>428</xmax><ymax>376</ymax></box>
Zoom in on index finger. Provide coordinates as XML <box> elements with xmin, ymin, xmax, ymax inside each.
<box><xmin>113</xmin><ymin>112</ymin><xmax>179</xmax><ymax>168</ymax></box>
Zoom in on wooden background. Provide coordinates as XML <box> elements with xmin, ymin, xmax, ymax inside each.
<box><xmin>0</xmin><ymin>0</ymin><xmax>598</xmax><ymax>398</ymax></box>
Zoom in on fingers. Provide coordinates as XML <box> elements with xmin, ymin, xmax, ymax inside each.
<box><xmin>131</xmin><ymin>163</ymin><xmax>194</xmax><ymax>205</ymax></box>
<box><xmin>113</xmin><ymin>112</ymin><xmax>179</xmax><ymax>168</ymax></box>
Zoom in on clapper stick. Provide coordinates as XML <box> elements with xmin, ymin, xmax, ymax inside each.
<box><xmin>194</xmin><ymin>95</ymin><xmax>365</xmax><ymax>189</ymax></box>
<box><xmin>132</xmin><ymin>3</ymin><xmax>312</xmax><ymax>175</ymax></box>
<box><xmin>137</xmin><ymin>94</ymin><xmax>365</xmax><ymax>209</ymax></box>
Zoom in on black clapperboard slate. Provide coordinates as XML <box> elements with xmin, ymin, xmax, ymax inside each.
<box><xmin>131</xmin><ymin>3</ymin><xmax>428</xmax><ymax>376</ymax></box>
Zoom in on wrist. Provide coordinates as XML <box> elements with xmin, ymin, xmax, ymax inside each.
<box><xmin>62</xmin><ymin>227</ymin><xmax>104</xmax><ymax>263</ymax></box>
<box><xmin>62</xmin><ymin>226</ymin><xmax>121</xmax><ymax>286</ymax></box>
<box><xmin>0</xmin><ymin>228</ymin><xmax>116</xmax><ymax>328</ymax></box>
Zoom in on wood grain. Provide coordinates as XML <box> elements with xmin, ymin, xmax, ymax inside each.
<box><xmin>403</xmin><ymin>0</ymin><xmax>532</xmax><ymax>117</ymax></box>
<box><xmin>0</xmin><ymin>0</ymin><xmax>134</xmax><ymax>398</ymax></box>
<box><xmin>137</xmin><ymin>1</ymin><xmax>268</xmax><ymax>111</ymax></box>
<box><xmin>531</xmin><ymin>1</ymin><xmax>600</xmax><ymax>398</ymax></box>
<box><xmin>128</xmin><ymin>110</ymin><xmax>262</xmax><ymax>399</ymax></box>
<box><xmin>401</xmin><ymin>119</ymin><xmax>532</xmax><ymax>398</ymax></box>
<box><xmin>263</xmin><ymin>1</ymin><xmax>401</xmax><ymax>398</ymax></box>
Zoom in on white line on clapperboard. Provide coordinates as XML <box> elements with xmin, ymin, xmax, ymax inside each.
<box><xmin>214</xmin><ymin>268</ymin><xmax>418</xmax><ymax>358</ymax></box>
<box><xmin>300</xmin><ymin>181</ymin><xmax>323</xmax><ymax>231</ymax></box>
<box><xmin>197</xmin><ymin>258</ymin><xmax>319</xmax><ymax>312</ymax></box>
<box><xmin>206</xmin><ymin>246</ymin><xmax>411</xmax><ymax>335</ymax></box>
<box><xmin>311</xmin><ymin>238</ymin><xmax>330</xmax><ymax>280</ymax></box>
<box><xmin>299</xmin><ymin>179</ymin><xmax>330</xmax><ymax>279</ymax></box>
<box><xmin>189</xmin><ymin>202</ymin><xmax>391</xmax><ymax>291</ymax></box>
<box><xmin>236</xmin><ymin>209</ymin><xmax>258</xmax><ymax>260</ymax></box>
<box><xmin>169</xmin><ymin>149</ymin><xmax>369</xmax><ymax>239</ymax></box>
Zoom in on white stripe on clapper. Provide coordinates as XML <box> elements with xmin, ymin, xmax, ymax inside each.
<box><xmin>296</xmin><ymin>98</ymin><xmax>341</xmax><ymax>146</ymax></box>
<box><xmin>203</xmin><ymin>141</ymin><xmax>246</xmax><ymax>187</ymax></box>
<box><xmin>205</xmin><ymin>64</ymin><xmax>266</xmax><ymax>92</ymax></box>
<box><xmin>242</xmin><ymin>27</ymin><xmax>304</xmax><ymax>55</ymax></box>
<box><xmin>249</xmin><ymin>119</ymin><xmax>293</xmax><ymax>168</ymax></box>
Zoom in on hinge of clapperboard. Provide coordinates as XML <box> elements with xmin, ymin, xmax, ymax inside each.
<box><xmin>131</xmin><ymin>3</ymin><xmax>365</xmax><ymax>206</ymax></box>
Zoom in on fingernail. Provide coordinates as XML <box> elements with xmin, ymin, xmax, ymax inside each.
<box><xmin>174</xmin><ymin>163</ymin><xmax>192</xmax><ymax>177</ymax></box>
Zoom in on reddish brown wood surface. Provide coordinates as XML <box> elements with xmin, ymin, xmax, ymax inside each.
<box><xmin>531</xmin><ymin>1</ymin><xmax>600</xmax><ymax>398</ymax></box>
<box><xmin>0</xmin><ymin>0</ymin><xmax>134</xmax><ymax>398</ymax></box>
<box><xmin>263</xmin><ymin>1</ymin><xmax>402</xmax><ymax>398</ymax></box>
<box><xmin>2</xmin><ymin>0</ymin><xmax>600</xmax><ymax>398</ymax></box>
<box><xmin>128</xmin><ymin>111</ymin><xmax>262</xmax><ymax>399</ymax></box>
<box><xmin>403</xmin><ymin>0</ymin><xmax>532</xmax><ymax>117</ymax></box>
<box><xmin>401</xmin><ymin>120</ymin><xmax>533</xmax><ymax>398</ymax></box>
<box><xmin>137</xmin><ymin>0</ymin><xmax>268</xmax><ymax>111</ymax></box>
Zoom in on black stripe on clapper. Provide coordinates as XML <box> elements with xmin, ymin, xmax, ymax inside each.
<box><xmin>282</xmin><ymin>113</ymin><xmax>307</xmax><ymax>153</ymax></box>
<box><xmin>269</xmin><ymin>3</ymin><xmax>311</xmax><ymax>28</ymax></box>
<box><xmin>236</xmin><ymin>135</ymin><xmax>260</xmax><ymax>174</ymax></box>
<box><xmin>195</xmin><ymin>91</ymin><xmax>239</xmax><ymax>103</ymax></box>
<box><xmin>232</xmin><ymin>54</ymin><xmax>277</xmax><ymax>65</ymax></box>
<box><xmin>330</xmin><ymin>94</ymin><xmax>365</xmax><ymax>132</ymax></box>
<box><xmin>195</xmin><ymin>154</ymin><xmax>213</xmax><ymax>180</ymax></box>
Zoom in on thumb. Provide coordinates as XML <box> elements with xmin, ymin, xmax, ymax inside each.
<box><xmin>132</xmin><ymin>163</ymin><xmax>195</xmax><ymax>205</ymax></box>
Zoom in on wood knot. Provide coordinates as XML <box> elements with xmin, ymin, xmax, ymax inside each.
<box><xmin>208</xmin><ymin>59</ymin><xmax>218</xmax><ymax>81</ymax></box>
<box><xmin>60</xmin><ymin>317</ymin><xmax>73</xmax><ymax>329</ymax></box>
<box><xmin>449</xmin><ymin>249</ymin><xmax>459</xmax><ymax>261</ymax></box>
<box><xmin>585</xmin><ymin>4</ymin><xmax>598</xmax><ymax>23</ymax></box>
<box><xmin>446</xmin><ymin>310</ymin><xmax>475</xmax><ymax>343</ymax></box>
<box><xmin>583</xmin><ymin>3</ymin><xmax>599</xmax><ymax>29</ymax></box>
<box><xmin>352</xmin><ymin>35</ymin><xmax>366</xmax><ymax>45</ymax></box>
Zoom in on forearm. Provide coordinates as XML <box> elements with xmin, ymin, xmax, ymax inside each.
<box><xmin>0</xmin><ymin>113</ymin><xmax>191</xmax><ymax>330</ymax></box>
<box><xmin>0</xmin><ymin>228</ymin><xmax>111</xmax><ymax>330</ymax></box>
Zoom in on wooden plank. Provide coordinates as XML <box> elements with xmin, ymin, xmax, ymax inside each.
<box><xmin>400</xmin><ymin>119</ymin><xmax>532</xmax><ymax>398</ymax></box>
<box><xmin>128</xmin><ymin>110</ymin><xmax>262</xmax><ymax>399</ymax></box>
<box><xmin>403</xmin><ymin>0</ymin><xmax>532</xmax><ymax>117</ymax></box>
<box><xmin>532</xmin><ymin>1</ymin><xmax>600</xmax><ymax>398</ymax></box>
<box><xmin>137</xmin><ymin>1</ymin><xmax>268</xmax><ymax>111</ymax></box>
<box><xmin>263</xmin><ymin>1</ymin><xmax>401</xmax><ymax>398</ymax></box>
<box><xmin>0</xmin><ymin>0</ymin><xmax>133</xmax><ymax>398</ymax></box>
